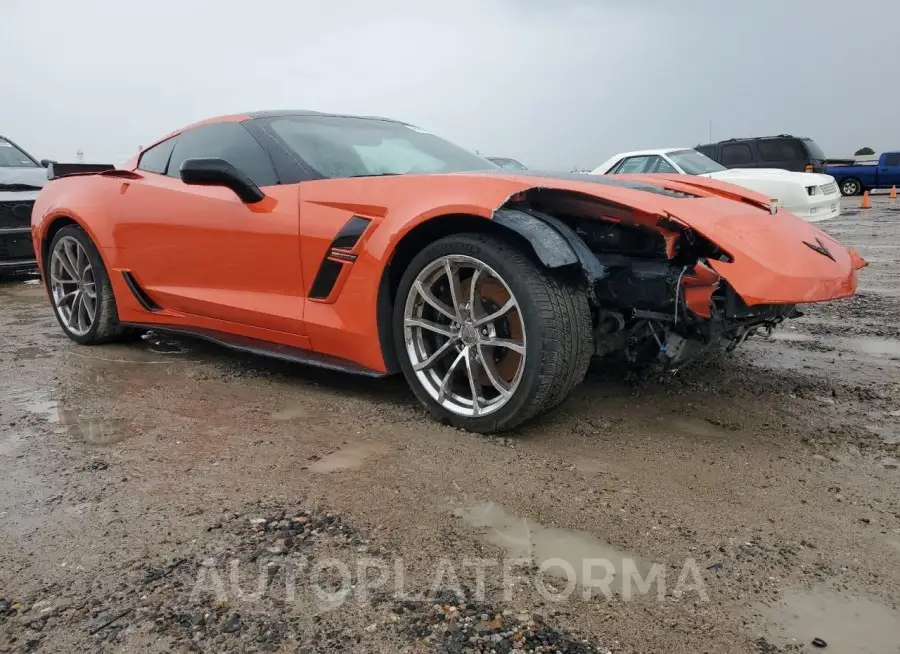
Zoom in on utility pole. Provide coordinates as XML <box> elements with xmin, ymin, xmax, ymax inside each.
<box><xmin>76</xmin><ymin>148</ymin><xmax>84</xmax><ymax>163</ymax></box>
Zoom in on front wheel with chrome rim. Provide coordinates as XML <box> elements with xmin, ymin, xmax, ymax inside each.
<box><xmin>46</xmin><ymin>225</ymin><xmax>127</xmax><ymax>344</ymax></box>
<box><xmin>393</xmin><ymin>233</ymin><xmax>592</xmax><ymax>433</ymax></box>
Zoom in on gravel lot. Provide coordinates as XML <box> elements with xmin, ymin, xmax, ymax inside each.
<box><xmin>2</xmin><ymin>195</ymin><xmax>899</xmax><ymax>653</ymax></box>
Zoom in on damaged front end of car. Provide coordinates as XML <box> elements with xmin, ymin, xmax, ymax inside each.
<box><xmin>494</xmin><ymin>182</ymin><xmax>864</xmax><ymax>369</ymax></box>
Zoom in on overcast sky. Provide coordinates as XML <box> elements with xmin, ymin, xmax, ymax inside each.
<box><xmin>3</xmin><ymin>0</ymin><xmax>898</xmax><ymax>169</ymax></box>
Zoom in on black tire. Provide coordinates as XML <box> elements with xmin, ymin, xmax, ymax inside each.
<box><xmin>840</xmin><ymin>178</ymin><xmax>862</xmax><ymax>197</ymax></box>
<box><xmin>393</xmin><ymin>233</ymin><xmax>593</xmax><ymax>433</ymax></box>
<box><xmin>46</xmin><ymin>225</ymin><xmax>127</xmax><ymax>345</ymax></box>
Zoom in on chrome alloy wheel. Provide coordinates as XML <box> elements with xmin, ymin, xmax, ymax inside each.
<box><xmin>841</xmin><ymin>179</ymin><xmax>860</xmax><ymax>196</ymax></box>
<box><xmin>49</xmin><ymin>235</ymin><xmax>97</xmax><ymax>336</ymax></box>
<box><xmin>403</xmin><ymin>254</ymin><xmax>526</xmax><ymax>417</ymax></box>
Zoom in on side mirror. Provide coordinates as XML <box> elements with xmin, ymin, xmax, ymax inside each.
<box><xmin>40</xmin><ymin>159</ymin><xmax>56</xmax><ymax>168</ymax></box>
<box><xmin>179</xmin><ymin>158</ymin><xmax>265</xmax><ymax>204</ymax></box>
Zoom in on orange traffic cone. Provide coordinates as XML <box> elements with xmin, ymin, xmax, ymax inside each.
<box><xmin>891</xmin><ymin>185</ymin><xmax>897</xmax><ymax>200</ymax></box>
<box><xmin>861</xmin><ymin>190</ymin><xmax>871</xmax><ymax>209</ymax></box>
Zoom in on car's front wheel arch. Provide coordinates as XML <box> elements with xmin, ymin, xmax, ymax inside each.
<box><xmin>40</xmin><ymin>215</ymin><xmax>79</xmax><ymax>273</ymax></box>
<box><xmin>375</xmin><ymin>212</ymin><xmax>583</xmax><ymax>375</ymax></box>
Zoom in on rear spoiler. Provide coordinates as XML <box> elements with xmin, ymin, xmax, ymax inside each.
<box><xmin>47</xmin><ymin>162</ymin><xmax>117</xmax><ymax>180</ymax></box>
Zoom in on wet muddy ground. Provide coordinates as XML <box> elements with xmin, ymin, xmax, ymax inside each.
<box><xmin>2</xmin><ymin>196</ymin><xmax>900</xmax><ymax>653</ymax></box>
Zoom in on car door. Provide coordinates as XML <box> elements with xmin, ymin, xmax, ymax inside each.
<box><xmin>880</xmin><ymin>153</ymin><xmax>900</xmax><ymax>186</ymax></box>
<box><xmin>116</xmin><ymin>122</ymin><xmax>305</xmax><ymax>335</ymax></box>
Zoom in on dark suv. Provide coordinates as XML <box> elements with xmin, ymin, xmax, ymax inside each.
<box><xmin>695</xmin><ymin>135</ymin><xmax>827</xmax><ymax>173</ymax></box>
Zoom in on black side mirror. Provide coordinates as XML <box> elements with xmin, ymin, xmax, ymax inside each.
<box><xmin>40</xmin><ymin>159</ymin><xmax>56</xmax><ymax>168</ymax></box>
<box><xmin>179</xmin><ymin>158</ymin><xmax>265</xmax><ymax>204</ymax></box>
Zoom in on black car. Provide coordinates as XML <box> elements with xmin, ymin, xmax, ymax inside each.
<box><xmin>0</xmin><ymin>136</ymin><xmax>47</xmax><ymax>277</ymax></box>
<box><xmin>695</xmin><ymin>135</ymin><xmax>828</xmax><ymax>173</ymax></box>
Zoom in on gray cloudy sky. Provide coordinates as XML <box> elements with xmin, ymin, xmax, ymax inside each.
<box><xmin>3</xmin><ymin>0</ymin><xmax>898</xmax><ymax>169</ymax></box>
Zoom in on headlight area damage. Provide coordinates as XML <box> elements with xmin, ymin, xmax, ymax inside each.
<box><xmin>492</xmin><ymin>182</ymin><xmax>867</xmax><ymax>368</ymax></box>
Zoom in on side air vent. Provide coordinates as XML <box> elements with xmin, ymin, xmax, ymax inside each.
<box><xmin>309</xmin><ymin>259</ymin><xmax>343</xmax><ymax>299</ymax></box>
<box><xmin>121</xmin><ymin>271</ymin><xmax>161</xmax><ymax>311</ymax></box>
<box><xmin>308</xmin><ymin>215</ymin><xmax>372</xmax><ymax>300</ymax></box>
<box><xmin>331</xmin><ymin>216</ymin><xmax>371</xmax><ymax>250</ymax></box>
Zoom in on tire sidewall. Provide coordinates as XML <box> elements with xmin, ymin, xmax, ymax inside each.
<box><xmin>46</xmin><ymin>225</ymin><xmax>112</xmax><ymax>345</ymax></box>
<box><xmin>841</xmin><ymin>178</ymin><xmax>860</xmax><ymax>196</ymax></box>
<box><xmin>392</xmin><ymin>235</ymin><xmax>548</xmax><ymax>432</ymax></box>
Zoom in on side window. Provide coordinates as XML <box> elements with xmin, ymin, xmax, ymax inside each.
<box><xmin>883</xmin><ymin>153</ymin><xmax>900</xmax><ymax>167</ymax></box>
<box><xmin>721</xmin><ymin>143</ymin><xmax>754</xmax><ymax>166</ymax></box>
<box><xmin>137</xmin><ymin>137</ymin><xmax>177</xmax><ymax>174</ymax></box>
<box><xmin>758</xmin><ymin>139</ymin><xmax>805</xmax><ymax>161</ymax></box>
<box><xmin>756</xmin><ymin>140</ymin><xmax>780</xmax><ymax>161</ymax></box>
<box><xmin>616</xmin><ymin>156</ymin><xmax>653</xmax><ymax>173</ymax></box>
<box><xmin>605</xmin><ymin>158</ymin><xmax>625</xmax><ymax>173</ymax></box>
<box><xmin>781</xmin><ymin>140</ymin><xmax>806</xmax><ymax>160</ymax></box>
<box><xmin>167</xmin><ymin>123</ymin><xmax>277</xmax><ymax>186</ymax></box>
<box><xmin>653</xmin><ymin>157</ymin><xmax>678</xmax><ymax>173</ymax></box>
<box><xmin>695</xmin><ymin>145</ymin><xmax>715</xmax><ymax>159</ymax></box>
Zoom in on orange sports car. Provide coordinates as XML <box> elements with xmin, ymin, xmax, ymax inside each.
<box><xmin>31</xmin><ymin>110</ymin><xmax>866</xmax><ymax>432</ymax></box>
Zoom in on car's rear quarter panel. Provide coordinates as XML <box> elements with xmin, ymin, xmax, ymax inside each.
<box><xmin>32</xmin><ymin>175</ymin><xmax>123</xmax><ymax>271</ymax></box>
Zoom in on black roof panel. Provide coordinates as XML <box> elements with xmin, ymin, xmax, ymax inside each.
<box><xmin>246</xmin><ymin>109</ymin><xmax>408</xmax><ymax>125</ymax></box>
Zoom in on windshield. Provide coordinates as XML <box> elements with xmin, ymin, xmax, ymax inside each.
<box><xmin>266</xmin><ymin>116</ymin><xmax>498</xmax><ymax>178</ymax></box>
<box><xmin>667</xmin><ymin>149</ymin><xmax>726</xmax><ymax>175</ymax></box>
<box><xmin>0</xmin><ymin>138</ymin><xmax>39</xmax><ymax>168</ymax></box>
<box><xmin>488</xmin><ymin>157</ymin><xmax>527</xmax><ymax>171</ymax></box>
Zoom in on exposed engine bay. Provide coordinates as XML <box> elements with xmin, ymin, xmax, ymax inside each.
<box><xmin>502</xmin><ymin>187</ymin><xmax>804</xmax><ymax>369</ymax></box>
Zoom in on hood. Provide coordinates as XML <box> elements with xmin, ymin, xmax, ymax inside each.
<box><xmin>0</xmin><ymin>166</ymin><xmax>48</xmax><ymax>190</ymax></box>
<box><xmin>463</xmin><ymin>171</ymin><xmax>860</xmax><ymax>306</ymax></box>
<box><xmin>708</xmin><ymin>168</ymin><xmax>834</xmax><ymax>186</ymax></box>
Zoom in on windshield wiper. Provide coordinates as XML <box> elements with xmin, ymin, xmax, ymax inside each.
<box><xmin>346</xmin><ymin>172</ymin><xmax>402</xmax><ymax>178</ymax></box>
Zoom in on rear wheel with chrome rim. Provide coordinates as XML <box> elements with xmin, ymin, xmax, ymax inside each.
<box><xmin>46</xmin><ymin>225</ymin><xmax>127</xmax><ymax>344</ymax></box>
<box><xmin>393</xmin><ymin>233</ymin><xmax>592</xmax><ymax>433</ymax></box>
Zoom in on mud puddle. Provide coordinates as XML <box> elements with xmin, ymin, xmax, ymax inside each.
<box><xmin>19</xmin><ymin>391</ymin><xmax>132</xmax><ymax>445</ymax></box>
<box><xmin>847</xmin><ymin>337</ymin><xmax>900</xmax><ymax>357</ymax></box>
<box><xmin>0</xmin><ymin>430</ymin><xmax>23</xmax><ymax>456</ymax></box>
<box><xmin>769</xmin><ymin>332</ymin><xmax>900</xmax><ymax>357</ymax></box>
<box><xmin>308</xmin><ymin>443</ymin><xmax>388</xmax><ymax>472</ymax></box>
<box><xmin>859</xmin><ymin>286</ymin><xmax>900</xmax><ymax>297</ymax></box>
<box><xmin>758</xmin><ymin>586</ymin><xmax>900</xmax><ymax>653</ymax></box>
<box><xmin>271</xmin><ymin>405</ymin><xmax>313</xmax><ymax>421</ymax></box>
<box><xmin>455</xmin><ymin>502</ymin><xmax>651</xmax><ymax>593</ymax></box>
<box><xmin>669</xmin><ymin>417</ymin><xmax>737</xmax><ymax>440</ymax></box>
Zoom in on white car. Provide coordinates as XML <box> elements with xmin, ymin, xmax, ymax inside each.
<box><xmin>591</xmin><ymin>148</ymin><xmax>841</xmax><ymax>222</ymax></box>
